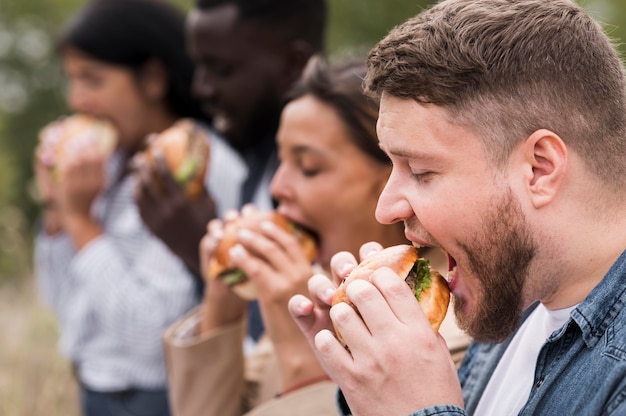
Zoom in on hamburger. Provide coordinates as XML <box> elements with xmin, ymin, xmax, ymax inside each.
<box><xmin>38</xmin><ymin>114</ymin><xmax>118</xmax><ymax>180</ymax></box>
<box><xmin>331</xmin><ymin>244</ymin><xmax>450</xmax><ymax>346</ymax></box>
<box><xmin>143</xmin><ymin>118</ymin><xmax>210</xmax><ymax>199</ymax></box>
<box><xmin>208</xmin><ymin>211</ymin><xmax>318</xmax><ymax>300</ymax></box>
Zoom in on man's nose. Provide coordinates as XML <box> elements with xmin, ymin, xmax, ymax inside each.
<box><xmin>192</xmin><ymin>68</ymin><xmax>218</xmax><ymax>101</ymax></box>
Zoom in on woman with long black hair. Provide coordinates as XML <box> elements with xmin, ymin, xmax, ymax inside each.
<box><xmin>33</xmin><ymin>1</ymin><xmax>210</xmax><ymax>414</ymax></box>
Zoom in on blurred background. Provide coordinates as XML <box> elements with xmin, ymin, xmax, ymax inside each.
<box><xmin>0</xmin><ymin>0</ymin><xmax>625</xmax><ymax>414</ymax></box>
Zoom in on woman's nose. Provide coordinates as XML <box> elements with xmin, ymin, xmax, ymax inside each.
<box><xmin>270</xmin><ymin>163</ymin><xmax>291</xmax><ymax>202</ymax></box>
<box><xmin>67</xmin><ymin>83</ymin><xmax>91</xmax><ymax>113</ymax></box>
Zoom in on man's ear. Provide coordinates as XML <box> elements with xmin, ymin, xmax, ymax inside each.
<box><xmin>521</xmin><ymin>129</ymin><xmax>568</xmax><ymax>209</ymax></box>
<box><xmin>139</xmin><ymin>59</ymin><xmax>168</xmax><ymax>103</ymax></box>
<box><xmin>281</xmin><ymin>40</ymin><xmax>316</xmax><ymax>88</ymax></box>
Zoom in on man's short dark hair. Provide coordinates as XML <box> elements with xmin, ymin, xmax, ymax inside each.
<box><xmin>195</xmin><ymin>0</ymin><xmax>326</xmax><ymax>53</ymax></box>
<box><xmin>365</xmin><ymin>0</ymin><xmax>626</xmax><ymax>192</ymax></box>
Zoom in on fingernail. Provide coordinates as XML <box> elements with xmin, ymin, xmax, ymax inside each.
<box><xmin>296</xmin><ymin>298</ymin><xmax>311</xmax><ymax>314</ymax></box>
<box><xmin>229</xmin><ymin>244</ymin><xmax>245</xmax><ymax>259</ymax></box>
<box><xmin>324</xmin><ymin>287</ymin><xmax>336</xmax><ymax>299</ymax></box>
<box><xmin>212</xmin><ymin>228</ymin><xmax>224</xmax><ymax>240</ymax></box>
<box><xmin>260</xmin><ymin>220</ymin><xmax>275</xmax><ymax>232</ymax></box>
<box><xmin>362</xmin><ymin>248</ymin><xmax>379</xmax><ymax>259</ymax></box>
<box><xmin>339</xmin><ymin>262</ymin><xmax>356</xmax><ymax>275</ymax></box>
<box><xmin>237</xmin><ymin>228</ymin><xmax>253</xmax><ymax>241</ymax></box>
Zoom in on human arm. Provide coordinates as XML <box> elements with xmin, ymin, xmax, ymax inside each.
<box><xmin>33</xmin><ymin>141</ymin><xmax>105</xmax><ymax>311</ymax></box>
<box><xmin>134</xmin><ymin>150</ymin><xmax>217</xmax><ymax>276</ymax></box>
<box><xmin>225</xmin><ymin>206</ymin><xmax>330</xmax><ymax>395</ymax></box>
<box><xmin>163</xmin><ymin>308</ymin><xmax>247</xmax><ymax>416</ymax></box>
<box><xmin>56</xmin><ymin>174</ymin><xmax>199</xmax><ymax>366</ymax></box>
<box><xmin>289</xmin><ymin>242</ymin><xmax>465</xmax><ymax>416</ymax></box>
<box><xmin>197</xmin><ymin>213</ymin><xmax>249</xmax><ymax>333</ymax></box>
<box><xmin>55</xmin><ymin>145</ymin><xmax>107</xmax><ymax>249</ymax></box>
<box><xmin>33</xmin><ymin>144</ymin><xmax>64</xmax><ymax>235</ymax></box>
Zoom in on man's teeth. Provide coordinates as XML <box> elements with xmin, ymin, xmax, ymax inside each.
<box><xmin>446</xmin><ymin>266</ymin><xmax>457</xmax><ymax>283</ymax></box>
<box><xmin>213</xmin><ymin>115</ymin><xmax>230</xmax><ymax>132</ymax></box>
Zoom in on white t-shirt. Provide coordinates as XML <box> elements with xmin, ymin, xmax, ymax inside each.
<box><xmin>474</xmin><ymin>303</ymin><xmax>576</xmax><ymax>416</ymax></box>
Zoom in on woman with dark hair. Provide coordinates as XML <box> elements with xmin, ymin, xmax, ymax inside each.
<box><xmin>33</xmin><ymin>1</ymin><xmax>209</xmax><ymax>414</ymax></box>
<box><xmin>162</xmin><ymin>56</ymin><xmax>470</xmax><ymax>416</ymax></box>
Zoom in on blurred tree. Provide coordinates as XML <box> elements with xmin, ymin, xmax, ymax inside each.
<box><xmin>327</xmin><ymin>0</ymin><xmax>432</xmax><ymax>58</ymax></box>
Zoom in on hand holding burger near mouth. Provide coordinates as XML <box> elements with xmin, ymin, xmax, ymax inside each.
<box><xmin>331</xmin><ymin>244</ymin><xmax>451</xmax><ymax>347</ymax></box>
<box><xmin>207</xmin><ymin>209</ymin><xmax>318</xmax><ymax>300</ymax></box>
<box><xmin>38</xmin><ymin>113</ymin><xmax>119</xmax><ymax>182</ymax></box>
<box><xmin>138</xmin><ymin>118</ymin><xmax>210</xmax><ymax>199</ymax></box>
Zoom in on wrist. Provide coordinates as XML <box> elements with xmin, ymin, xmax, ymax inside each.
<box><xmin>198</xmin><ymin>293</ymin><xmax>246</xmax><ymax>334</ymax></box>
<box><xmin>64</xmin><ymin>214</ymin><xmax>103</xmax><ymax>249</ymax></box>
<box><xmin>41</xmin><ymin>202</ymin><xmax>63</xmax><ymax>235</ymax></box>
<box><xmin>276</xmin><ymin>374</ymin><xmax>332</xmax><ymax>398</ymax></box>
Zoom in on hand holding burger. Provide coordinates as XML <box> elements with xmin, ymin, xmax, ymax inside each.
<box><xmin>35</xmin><ymin>114</ymin><xmax>118</xmax><ymax>239</ymax></box>
<box><xmin>331</xmin><ymin>244</ymin><xmax>450</xmax><ymax>346</ymax></box>
<box><xmin>207</xmin><ymin>210</ymin><xmax>318</xmax><ymax>300</ymax></box>
<box><xmin>37</xmin><ymin>113</ymin><xmax>118</xmax><ymax>182</ymax></box>
<box><xmin>141</xmin><ymin>118</ymin><xmax>210</xmax><ymax>199</ymax></box>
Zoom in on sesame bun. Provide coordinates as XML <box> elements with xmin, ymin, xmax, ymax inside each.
<box><xmin>38</xmin><ymin>114</ymin><xmax>118</xmax><ymax>179</ymax></box>
<box><xmin>331</xmin><ymin>244</ymin><xmax>450</xmax><ymax>346</ymax></box>
<box><xmin>144</xmin><ymin>118</ymin><xmax>210</xmax><ymax>199</ymax></box>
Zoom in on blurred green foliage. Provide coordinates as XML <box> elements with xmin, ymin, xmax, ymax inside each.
<box><xmin>0</xmin><ymin>0</ymin><xmax>625</xmax><ymax>281</ymax></box>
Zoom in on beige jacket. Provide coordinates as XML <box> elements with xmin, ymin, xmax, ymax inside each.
<box><xmin>163</xmin><ymin>308</ymin><xmax>337</xmax><ymax>416</ymax></box>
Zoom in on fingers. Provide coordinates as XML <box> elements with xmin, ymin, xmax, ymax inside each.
<box><xmin>341</xmin><ymin>269</ymin><xmax>409</xmax><ymax>346</ymax></box>
<box><xmin>358</xmin><ymin>241</ymin><xmax>384</xmax><ymax>261</ymax></box>
<box><xmin>368</xmin><ymin>267</ymin><xmax>429</xmax><ymax>327</ymax></box>
<box><xmin>132</xmin><ymin>147</ymin><xmax>185</xmax><ymax>201</ymax></box>
<box><xmin>308</xmin><ymin>272</ymin><xmax>337</xmax><ymax>307</ymax></box>
<box><xmin>240</xmin><ymin>203</ymin><xmax>257</xmax><ymax>217</ymax></box>
<box><xmin>313</xmin><ymin>328</ymin><xmax>353</xmax><ymax>375</ymax></box>
<box><xmin>222</xmin><ymin>209</ymin><xmax>241</xmax><ymax>223</ymax></box>
<box><xmin>288</xmin><ymin>292</ymin><xmax>345</xmax><ymax>382</ymax></box>
<box><xmin>288</xmin><ymin>273</ymin><xmax>336</xmax><ymax>338</ymax></box>
<box><xmin>153</xmin><ymin>151</ymin><xmax>184</xmax><ymax>196</ymax></box>
<box><xmin>331</xmin><ymin>267</ymin><xmax>435</xmax><ymax>359</ymax></box>
<box><xmin>328</xmin><ymin>242</ymin><xmax>384</xmax><ymax>287</ymax></box>
<box><xmin>144</xmin><ymin>132</ymin><xmax>158</xmax><ymax>147</ymax></box>
<box><xmin>199</xmin><ymin>218</ymin><xmax>225</xmax><ymax>281</ymax></box>
<box><xmin>330</xmin><ymin>251</ymin><xmax>358</xmax><ymax>286</ymax></box>
<box><xmin>59</xmin><ymin>148</ymin><xmax>106</xmax><ymax>192</ymax></box>
<box><xmin>133</xmin><ymin>154</ymin><xmax>161</xmax><ymax>211</ymax></box>
<box><xmin>290</xmin><ymin>273</ymin><xmax>339</xmax><ymax>347</ymax></box>
<box><xmin>234</xmin><ymin>219</ymin><xmax>308</xmax><ymax>276</ymax></box>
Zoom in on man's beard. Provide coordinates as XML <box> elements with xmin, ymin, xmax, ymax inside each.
<box><xmin>454</xmin><ymin>188</ymin><xmax>537</xmax><ymax>343</ymax></box>
<box><xmin>229</xmin><ymin>86</ymin><xmax>282</xmax><ymax>153</ymax></box>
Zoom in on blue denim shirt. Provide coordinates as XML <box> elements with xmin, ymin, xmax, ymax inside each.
<box><xmin>337</xmin><ymin>250</ymin><xmax>626</xmax><ymax>416</ymax></box>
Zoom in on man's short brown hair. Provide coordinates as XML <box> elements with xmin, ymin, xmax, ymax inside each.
<box><xmin>365</xmin><ymin>0</ymin><xmax>626</xmax><ymax>192</ymax></box>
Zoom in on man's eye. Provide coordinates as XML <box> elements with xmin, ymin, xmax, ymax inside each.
<box><xmin>198</xmin><ymin>62</ymin><xmax>234</xmax><ymax>79</ymax></box>
<box><xmin>411</xmin><ymin>171</ymin><xmax>433</xmax><ymax>182</ymax></box>
<box><xmin>214</xmin><ymin>66</ymin><xmax>233</xmax><ymax>78</ymax></box>
<box><xmin>206</xmin><ymin>63</ymin><xmax>234</xmax><ymax>78</ymax></box>
<box><xmin>302</xmin><ymin>168</ymin><xmax>321</xmax><ymax>177</ymax></box>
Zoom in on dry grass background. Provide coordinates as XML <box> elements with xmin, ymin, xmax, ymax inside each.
<box><xmin>0</xmin><ymin>275</ymin><xmax>79</xmax><ymax>416</ymax></box>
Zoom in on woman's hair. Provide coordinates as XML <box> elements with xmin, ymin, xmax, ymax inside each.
<box><xmin>285</xmin><ymin>55</ymin><xmax>388</xmax><ymax>165</ymax></box>
<box><xmin>364</xmin><ymin>0</ymin><xmax>626</xmax><ymax>191</ymax></box>
<box><xmin>59</xmin><ymin>0</ymin><xmax>208</xmax><ymax>123</ymax></box>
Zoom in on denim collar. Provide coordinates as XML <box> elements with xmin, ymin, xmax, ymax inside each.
<box><xmin>571</xmin><ymin>250</ymin><xmax>626</xmax><ymax>348</ymax></box>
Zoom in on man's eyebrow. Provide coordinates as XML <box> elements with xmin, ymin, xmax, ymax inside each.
<box><xmin>378</xmin><ymin>142</ymin><xmax>434</xmax><ymax>160</ymax></box>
